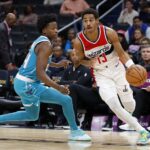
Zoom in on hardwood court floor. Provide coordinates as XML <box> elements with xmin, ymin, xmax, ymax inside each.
<box><xmin>0</xmin><ymin>127</ymin><xmax>149</xmax><ymax>150</ymax></box>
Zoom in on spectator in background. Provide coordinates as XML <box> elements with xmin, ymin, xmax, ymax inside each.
<box><xmin>128</xmin><ymin>28</ymin><xmax>145</xmax><ymax>63</ymax></box>
<box><xmin>64</xmin><ymin>28</ymin><xmax>76</xmax><ymax>54</ymax></box>
<box><xmin>117</xmin><ymin>0</ymin><xmax>139</xmax><ymax>26</ymax></box>
<box><xmin>125</xmin><ymin>16</ymin><xmax>150</xmax><ymax>44</ymax></box>
<box><xmin>44</xmin><ymin>0</ymin><xmax>63</xmax><ymax>5</ymax></box>
<box><xmin>131</xmin><ymin>28</ymin><xmax>145</xmax><ymax>45</ymax></box>
<box><xmin>117</xmin><ymin>30</ymin><xmax>129</xmax><ymax>51</ymax></box>
<box><xmin>17</xmin><ymin>5</ymin><xmax>38</xmax><ymax>25</ymax></box>
<box><xmin>0</xmin><ymin>13</ymin><xmax>17</xmax><ymax>71</ymax></box>
<box><xmin>60</xmin><ymin>50</ymin><xmax>92</xmax><ymax>87</ymax></box>
<box><xmin>53</xmin><ymin>36</ymin><xmax>63</xmax><ymax>47</ymax></box>
<box><xmin>60</xmin><ymin>0</ymin><xmax>90</xmax><ymax>32</ymax></box>
<box><xmin>139</xmin><ymin>1</ymin><xmax>150</xmax><ymax>24</ymax></box>
<box><xmin>48</xmin><ymin>46</ymin><xmax>67</xmax><ymax>79</ymax></box>
<box><xmin>60</xmin><ymin>0</ymin><xmax>89</xmax><ymax>17</ymax></box>
<box><xmin>141</xmin><ymin>37</ymin><xmax>150</xmax><ymax>45</ymax></box>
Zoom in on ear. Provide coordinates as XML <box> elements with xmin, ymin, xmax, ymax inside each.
<box><xmin>96</xmin><ymin>19</ymin><xmax>99</xmax><ymax>25</ymax></box>
<box><xmin>42</xmin><ymin>27</ymin><xmax>47</xmax><ymax>35</ymax></box>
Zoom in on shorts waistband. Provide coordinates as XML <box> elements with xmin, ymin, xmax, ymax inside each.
<box><xmin>16</xmin><ymin>74</ymin><xmax>35</xmax><ymax>83</ymax></box>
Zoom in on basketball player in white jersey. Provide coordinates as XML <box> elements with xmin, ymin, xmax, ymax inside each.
<box><xmin>73</xmin><ymin>8</ymin><xmax>150</xmax><ymax>145</ymax></box>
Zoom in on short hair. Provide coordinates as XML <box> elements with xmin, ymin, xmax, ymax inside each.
<box><xmin>37</xmin><ymin>14</ymin><xmax>57</xmax><ymax>33</ymax></box>
<box><xmin>133</xmin><ymin>16</ymin><xmax>142</xmax><ymax>21</ymax></box>
<box><xmin>140</xmin><ymin>44</ymin><xmax>150</xmax><ymax>50</ymax></box>
<box><xmin>125</xmin><ymin>0</ymin><xmax>134</xmax><ymax>4</ymax></box>
<box><xmin>81</xmin><ymin>8</ymin><xmax>99</xmax><ymax>20</ymax></box>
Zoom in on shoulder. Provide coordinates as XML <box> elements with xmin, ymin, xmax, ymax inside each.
<box><xmin>132</xmin><ymin>10</ymin><xmax>139</xmax><ymax>14</ymax></box>
<box><xmin>65</xmin><ymin>65</ymin><xmax>73</xmax><ymax>72</ymax></box>
<box><xmin>80</xmin><ymin>64</ymin><xmax>90</xmax><ymax>71</ymax></box>
<box><xmin>74</xmin><ymin>36</ymin><xmax>82</xmax><ymax>46</ymax></box>
<box><xmin>105</xmin><ymin>27</ymin><xmax>118</xmax><ymax>42</ymax></box>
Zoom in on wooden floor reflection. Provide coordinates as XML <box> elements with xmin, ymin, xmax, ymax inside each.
<box><xmin>0</xmin><ymin>127</ymin><xmax>149</xmax><ymax>150</ymax></box>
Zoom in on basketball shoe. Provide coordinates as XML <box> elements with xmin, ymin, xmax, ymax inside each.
<box><xmin>137</xmin><ymin>130</ymin><xmax>150</xmax><ymax>145</ymax></box>
<box><xmin>69</xmin><ymin>129</ymin><xmax>91</xmax><ymax>141</ymax></box>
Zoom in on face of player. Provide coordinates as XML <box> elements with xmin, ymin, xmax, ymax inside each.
<box><xmin>82</xmin><ymin>14</ymin><xmax>99</xmax><ymax>33</ymax></box>
<box><xmin>141</xmin><ymin>47</ymin><xmax>150</xmax><ymax>62</ymax></box>
<box><xmin>44</xmin><ymin>21</ymin><xmax>58</xmax><ymax>39</ymax></box>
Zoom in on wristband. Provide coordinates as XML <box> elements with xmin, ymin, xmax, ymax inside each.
<box><xmin>125</xmin><ymin>59</ymin><xmax>134</xmax><ymax>68</ymax></box>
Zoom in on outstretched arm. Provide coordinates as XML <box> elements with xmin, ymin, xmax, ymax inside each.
<box><xmin>35</xmin><ymin>41</ymin><xmax>69</xmax><ymax>94</ymax></box>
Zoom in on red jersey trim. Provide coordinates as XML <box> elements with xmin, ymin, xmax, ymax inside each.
<box><xmin>78</xmin><ymin>25</ymin><xmax>108</xmax><ymax>51</ymax></box>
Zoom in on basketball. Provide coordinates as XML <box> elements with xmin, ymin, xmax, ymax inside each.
<box><xmin>126</xmin><ymin>65</ymin><xmax>147</xmax><ymax>87</ymax></box>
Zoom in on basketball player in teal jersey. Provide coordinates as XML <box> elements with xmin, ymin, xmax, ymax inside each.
<box><xmin>0</xmin><ymin>15</ymin><xmax>91</xmax><ymax>141</ymax></box>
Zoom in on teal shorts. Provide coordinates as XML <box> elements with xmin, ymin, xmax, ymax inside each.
<box><xmin>14</xmin><ymin>78</ymin><xmax>47</xmax><ymax>107</ymax></box>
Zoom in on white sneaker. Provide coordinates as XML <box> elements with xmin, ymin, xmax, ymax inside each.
<box><xmin>119</xmin><ymin>124</ymin><xmax>135</xmax><ymax>131</ymax></box>
<box><xmin>147</xmin><ymin>126</ymin><xmax>150</xmax><ymax>131</ymax></box>
<box><xmin>69</xmin><ymin>129</ymin><xmax>91</xmax><ymax>141</ymax></box>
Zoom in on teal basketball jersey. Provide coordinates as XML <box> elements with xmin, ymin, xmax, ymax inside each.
<box><xmin>19</xmin><ymin>35</ymin><xmax>51</xmax><ymax>82</ymax></box>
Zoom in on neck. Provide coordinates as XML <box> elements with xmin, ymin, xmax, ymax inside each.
<box><xmin>84</xmin><ymin>28</ymin><xmax>98</xmax><ymax>41</ymax></box>
<box><xmin>144</xmin><ymin>60</ymin><xmax>150</xmax><ymax>65</ymax></box>
<box><xmin>128</xmin><ymin>9</ymin><xmax>132</xmax><ymax>13</ymax></box>
<box><xmin>73</xmin><ymin>63</ymin><xmax>80</xmax><ymax>68</ymax></box>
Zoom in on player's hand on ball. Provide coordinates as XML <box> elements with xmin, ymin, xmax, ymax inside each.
<box><xmin>126</xmin><ymin>64</ymin><xmax>147</xmax><ymax>87</ymax></box>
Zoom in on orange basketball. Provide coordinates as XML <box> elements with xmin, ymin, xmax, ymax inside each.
<box><xmin>126</xmin><ymin>65</ymin><xmax>147</xmax><ymax>87</ymax></box>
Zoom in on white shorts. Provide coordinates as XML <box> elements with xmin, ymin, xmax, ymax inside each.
<box><xmin>93</xmin><ymin>60</ymin><xmax>134</xmax><ymax>102</ymax></box>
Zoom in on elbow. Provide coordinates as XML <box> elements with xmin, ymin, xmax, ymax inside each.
<box><xmin>36</xmin><ymin>69</ymin><xmax>44</xmax><ymax>81</ymax></box>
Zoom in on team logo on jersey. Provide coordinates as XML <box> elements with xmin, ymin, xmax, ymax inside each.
<box><xmin>86</xmin><ymin>44</ymin><xmax>111</xmax><ymax>58</ymax></box>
